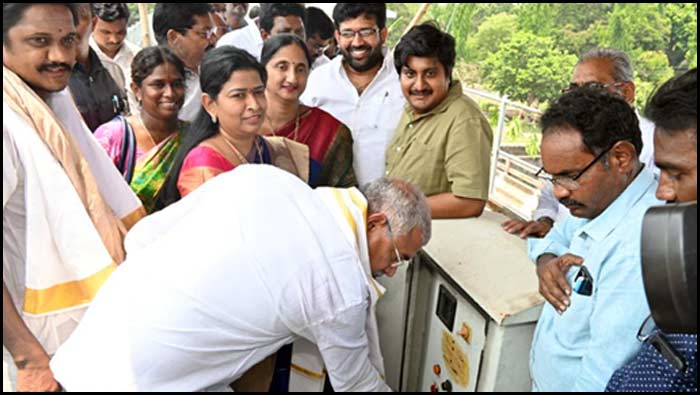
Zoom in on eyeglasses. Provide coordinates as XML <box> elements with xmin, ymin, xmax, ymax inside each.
<box><xmin>386</xmin><ymin>221</ymin><xmax>410</xmax><ymax>269</ymax></box>
<box><xmin>572</xmin><ymin>265</ymin><xmax>593</xmax><ymax>296</ymax></box>
<box><xmin>188</xmin><ymin>27</ymin><xmax>216</xmax><ymax>41</ymax></box>
<box><xmin>535</xmin><ymin>143</ymin><xmax>618</xmax><ymax>191</ymax></box>
<box><xmin>561</xmin><ymin>81</ymin><xmax>627</xmax><ymax>94</ymax></box>
<box><xmin>338</xmin><ymin>27</ymin><xmax>379</xmax><ymax>40</ymax></box>
<box><xmin>637</xmin><ymin>315</ymin><xmax>688</xmax><ymax>372</ymax></box>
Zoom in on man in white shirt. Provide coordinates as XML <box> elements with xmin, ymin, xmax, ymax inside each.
<box><xmin>50</xmin><ymin>165</ymin><xmax>431</xmax><ymax>392</ymax></box>
<box><xmin>89</xmin><ymin>3</ymin><xmax>140</xmax><ymax>92</ymax></box>
<box><xmin>3</xmin><ymin>3</ymin><xmax>144</xmax><ymax>392</ymax></box>
<box><xmin>502</xmin><ymin>47</ymin><xmax>658</xmax><ymax>238</ymax></box>
<box><xmin>217</xmin><ymin>3</ymin><xmax>306</xmax><ymax>60</ymax></box>
<box><xmin>301</xmin><ymin>4</ymin><xmax>406</xmax><ymax>186</ymax></box>
<box><xmin>153</xmin><ymin>4</ymin><xmax>213</xmax><ymax>122</ymax></box>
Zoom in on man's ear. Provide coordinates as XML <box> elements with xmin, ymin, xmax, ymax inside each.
<box><xmin>367</xmin><ymin>212</ymin><xmax>388</xmax><ymax>230</ymax></box>
<box><xmin>612</xmin><ymin>140</ymin><xmax>638</xmax><ymax>172</ymax></box>
<box><xmin>379</xmin><ymin>27</ymin><xmax>388</xmax><ymax>46</ymax></box>
<box><xmin>622</xmin><ymin>81</ymin><xmax>636</xmax><ymax>106</ymax></box>
<box><xmin>166</xmin><ymin>28</ymin><xmax>181</xmax><ymax>48</ymax></box>
<box><xmin>91</xmin><ymin>16</ymin><xmax>99</xmax><ymax>32</ymax></box>
<box><xmin>260</xmin><ymin>28</ymin><xmax>270</xmax><ymax>41</ymax></box>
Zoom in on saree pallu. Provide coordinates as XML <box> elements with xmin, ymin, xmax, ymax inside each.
<box><xmin>268</xmin><ymin>107</ymin><xmax>356</xmax><ymax>188</ymax></box>
<box><xmin>130</xmin><ymin>126</ymin><xmax>186</xmax><ymax>213</ymax></box>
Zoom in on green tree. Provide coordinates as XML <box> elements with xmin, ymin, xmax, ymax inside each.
<box><xmin>661</xmin><ymin>3</ymin><xmax>697</xmax><ymax>69</ymax></box>
<box><xmin>633</xmin><ymin>50</ymin><xmax>675</xmax><ymax>108</ymax></box>
<box><xmin>472</xmin><ymin>13</ymin><xmax>517</xmax><ymax>62</ymax></box>
<box><xmin>604</xmin><ymin>4</ymin><xmax>671</xmax><ymax>53</ymax></box>
<box><xmin>482</xmin><ymin>31</ymin><xmax>577</xmax><ymax>106</ymax></box>
<box><xmin>516</xmin><ymin>3</ymin><xmax>555</xmax><ymax>36</ymax></box>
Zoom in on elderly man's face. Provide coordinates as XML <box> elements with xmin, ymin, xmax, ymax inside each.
<box><xmin>367</xmin><ymin>214</ymin><xmax>423</xmax><ymax>278</ymax></box>
<box><xmin>2</xmin><ymin>4</ymin><xmax>77</xmax><ymax>98</ymax></box>
<box><xmin>571</xmin><ymin>59</ymin><xmax>636</xmax><ymax>105</ymax></box>
<box><xmin>654</xmin><ymin>128</ymin><xmax>697</xmax><ymax>203</ymax></box>
<box><xmin>540</xmin><ymin>128</ymin><xmax>633</xmax><ymax>219</ymax></box>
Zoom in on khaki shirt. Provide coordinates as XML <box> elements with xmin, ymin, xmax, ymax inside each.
<box><xmin>386</xmin><ymin>82</ymin><xmax>493</xmax><ymax>199</ymax></box>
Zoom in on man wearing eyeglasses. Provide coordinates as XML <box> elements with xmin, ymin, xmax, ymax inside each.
<box><xmin>527</xmin><ymin>87</ymin><xmax>663</xmax><ymax>391</ymax></box>
<box><xmin>153</xmin><ymin>4</ymin><xmax>214</xmax><ymax>122</ymax></box>
<box><xmin>606</xmin><ymin>69</ymin><xmax>697</xmax><ymax>392</ymax></box>
<box><xmin>49</xmin><ymin>166</ymin><xmax>430</xmax><ymax>391</ymax></box>
<box><xmin>503</xmin><ymin>48</ymin><xmax>658</xmax><ymax>239</ymax></box>
<box><xmin>301</xmin><ymin>4</ymin><xmax>406</xmax><ymax>186</ymax></box>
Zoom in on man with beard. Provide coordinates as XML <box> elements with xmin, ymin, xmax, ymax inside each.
<box><xmin>527</xmin><ymin>87</ymin><xmax>662</xmax><ymax>391</ymax></box>
<box><xmin>3</xmin><ymin>3</ymin><xmax>144</xmax><ymax>391</ymax></box>
<box><xmin>386</xmin><ymin>23</ymin><xmax>493</xmax><ymax>219</ymax></box>
<box><xmin>301</xmin><ymin>3</ymin><xmax>405</xmax><ymax>186</ymax></box>
<box><xmin>606</xmin><ymin>68</ymin><xmax>697</xmax><ymax>392</ymax></box>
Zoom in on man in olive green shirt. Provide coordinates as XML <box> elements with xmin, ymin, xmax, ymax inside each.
<box><xmin>386</xmin><ymin>23</ymin><xmax>493</xmax><ymax>218</ymax></box>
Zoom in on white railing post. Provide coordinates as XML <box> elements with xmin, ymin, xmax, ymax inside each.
<box><xmin>489</xmin><ymin>96</ymin><xmax>508</xmax><ymax>197</ymax></box>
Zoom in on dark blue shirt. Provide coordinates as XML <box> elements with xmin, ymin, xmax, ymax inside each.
<box><xmin>606</xmin><ymin>332</ymin><xmax>697</xmax><ymax>392</ymax></box>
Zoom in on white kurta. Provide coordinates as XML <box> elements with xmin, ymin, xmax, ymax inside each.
<box><xmin>216</xmin><ymin>20</ymin><xmax>264</xmax><ymax>60</ymax></box>
<box><xmin>50</xmin><ymin>165</ymin><xmax>390</xmax><ymax>392</ymax></box>
<box><xmin>178</xmin><ymin>69</ymin><xmax>202</xmax><ymax>123</ymax></box>
<box><xmin>3</xmin><ymin>88</ymin><xmax>141</xmax><ymax>354</ymax></box>
<box><xmin>301</xmin><ymin>51</ymin><xmax>405</xmax><ymax>186</ymax></box>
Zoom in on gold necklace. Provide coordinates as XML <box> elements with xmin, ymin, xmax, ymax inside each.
<box><xmin>220</xmin><ymin>134</ymin><xmax>263</xmax><ymax>165</ymax></box>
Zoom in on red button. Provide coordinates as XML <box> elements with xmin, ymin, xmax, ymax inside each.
<box><xmin>430</xmin><ymin>383</ymin><xmax>439</xmax><ymax>392</ymax></box>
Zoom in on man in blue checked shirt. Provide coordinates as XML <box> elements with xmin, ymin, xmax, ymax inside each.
<box><xmin>606</xmin><ymin>68</ymin><xmax>697</xmax><ymax>392</ymax></box>
<box><xmin>527</xmin><ymin>86</ymin><xmax>663</xmax><ymax>391</ymax></box>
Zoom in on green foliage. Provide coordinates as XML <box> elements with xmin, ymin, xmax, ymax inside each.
<box><xmin>633</xmin><ymin>50</ymin><xmax>675</xmax><ymax>108</ymax></box>
<box><xmin>525</xmin><ymin>133</ymin><xmax>542</xmax><ymax>157</ymax></box>
<box><xmin>481</xmin><ymin>32</ymin><xmax>577</xmax><ymax>106</ymax></box>
<box><xmin>516</xmin><ymin>4</ymin><xmax>555</xmax><ymax>36</ymax></box>
<box><xmin>603</xmin><ymin>4</ymin><xmax>672</xmax><ymax>53</ymax></box>
<box><xmin>382</xmin><ymin>2</ymin><xmax>696</xmax><ymax>155</ymax></box>
<box><xmin>472</xmin><ymin>13</ymin><xmax>517</xmax><ymax>62</ymax></box>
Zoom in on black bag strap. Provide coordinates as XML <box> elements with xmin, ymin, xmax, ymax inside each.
<box><xmin>116</xmin><ymin>115</ymin><xmax>136</xmax><ymax>184</ymax></box>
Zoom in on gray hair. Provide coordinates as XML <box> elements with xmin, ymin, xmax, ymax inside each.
<box><xmin>361</xmin><ymin>178</ymin><xmax>432</xmax><ymax>246</ymax></box>
<box><xmin>579</xmin><ymin>47</ymin><xmax>634</xmax><ymax>82</ymax></box>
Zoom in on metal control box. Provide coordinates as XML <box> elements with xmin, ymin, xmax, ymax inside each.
<box><xmin>376</xmin><ymin>211</ymin><xmax>544</xmax><ymax>391</ymax></box>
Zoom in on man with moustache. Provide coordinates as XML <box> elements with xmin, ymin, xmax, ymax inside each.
<box><xmin>301</xmin><ymin>3</ymin><xmax>405</xmax><ymax>186</ymax></box>
<box><xmin>527</xmin><ymin>86</ymin><xmax>663</xmax><ymax>391</ymax></box>
<box><xmin>503</xmin><ymin>48</ymin><xmax>658</xmax><ymax>239</ymax></box>
<box><xmin>3</xmin><ymin>3</ymin><xmax>144</xmax><ymax>391</ymax></box>
<box><xmin>386</xmin><ymin>23</ymin><xmax>493</xmax><ymax>218</ymax></box>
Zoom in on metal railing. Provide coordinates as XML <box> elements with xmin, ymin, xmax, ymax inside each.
<box><xmin>463</xmin><ymin>86</ymin><xmax>543</xmax><ymax>220</ymax></box>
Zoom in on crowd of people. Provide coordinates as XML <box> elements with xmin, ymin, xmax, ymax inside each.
<box><xmin>3</xmin><ymin>2</ymin><xmax>696</xmax><ymax>392</ymax></box>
